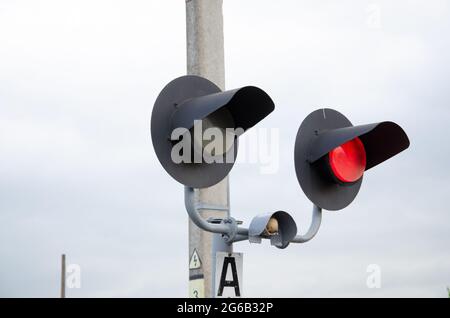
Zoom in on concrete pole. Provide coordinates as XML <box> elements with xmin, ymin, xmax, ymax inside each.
<box><xmin>60</xmin><ymin>254</ymin><xmax>66</xmax><ymax>298</ymax></box>
<box><xmin>185</xmin><ymin>0</ymin><xmax>231</xmax><ymax>298</ymax></box>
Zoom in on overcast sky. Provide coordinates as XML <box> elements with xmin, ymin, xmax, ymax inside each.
<box><xmin>0</xmin><ymin>0</ymin><xmax>449</xmax><ymax>297</ymax></box>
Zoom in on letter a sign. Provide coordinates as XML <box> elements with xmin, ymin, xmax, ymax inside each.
<box><xmin>215</xmin><ymin>252</ymin><xmax>243</xmax><ymax>298</ymax></box>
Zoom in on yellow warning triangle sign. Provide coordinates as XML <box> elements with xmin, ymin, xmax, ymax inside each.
<box><xmin>189</xmin><ymin>249</ymin><xmax>202</xmax><ymax>270</ymax></box>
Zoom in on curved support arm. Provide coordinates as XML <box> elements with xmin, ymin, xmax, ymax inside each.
<box><xmin>184</xmin><ymin>187</ymin><xmax>249</xmax><ymax>239</ymax></box>
<box><xmin>185</xmin><ymin>186</ymin><xmax>321</xmax><ymax>244</ymax></box>
<box><xmin>290</xmin><ymin>204</ymin><xmax>322</xmax><ymax>243</ymax></box>
<box><xmin>185</xmin><ymin>187</ymin><xmax>229</xmax><ymax>234</ymax></box>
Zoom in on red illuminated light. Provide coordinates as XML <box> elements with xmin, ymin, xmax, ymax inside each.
<box><xmin>328</xmin><ymin>137</ymin><xmax>366</xmax><ymax>183</ymax></box>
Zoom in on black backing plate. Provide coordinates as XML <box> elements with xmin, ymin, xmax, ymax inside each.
<box><xmin>151</xmin><ymin>76</ymin><xmax>238</xmax><ymax>188</ymax></box>
<box><xmin>294</xmin><ymin>109</ymin><xmax>363</xmax><ymax>211</ymax></box>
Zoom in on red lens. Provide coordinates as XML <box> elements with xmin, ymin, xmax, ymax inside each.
<box><xmin>328</xmin><ymin>137</ymin><xmax>366</xmax><ymax>183</ymax></box>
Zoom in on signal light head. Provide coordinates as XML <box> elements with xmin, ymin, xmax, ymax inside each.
<box><xmin>328</xmin><ymin>137</ymin><xmax>366</xmax><ymax>184</ymax></box>
<box><xmin>151</xmin><ymin>75</ymin><xmax>274</xmax><ymax>188</ymax></box>
<box><xmin>294</xmin><ymin>108</ymin><xmax>410</xmax><ymax>211</ymax></box>
<box><xmin>249</xmin><ymin>211</ymin><xmax>297</xmax><ymax>249</ymax></box>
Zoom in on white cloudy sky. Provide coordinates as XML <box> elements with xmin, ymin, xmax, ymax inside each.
<box><xmin>0</xmin><ymin>0</ymin><xmax>449</xmax><ymax>297</ymax></box>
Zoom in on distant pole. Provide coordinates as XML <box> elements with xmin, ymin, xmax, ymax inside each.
<box><xmin>60</xmin><ymin>254</ymin><xmax>66</xmax><ymax>298</ymax></box>
<box><xmin>186</xmin><ymin>0</ymin><xmax>231</xmax><ymax>298</ymax></box>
